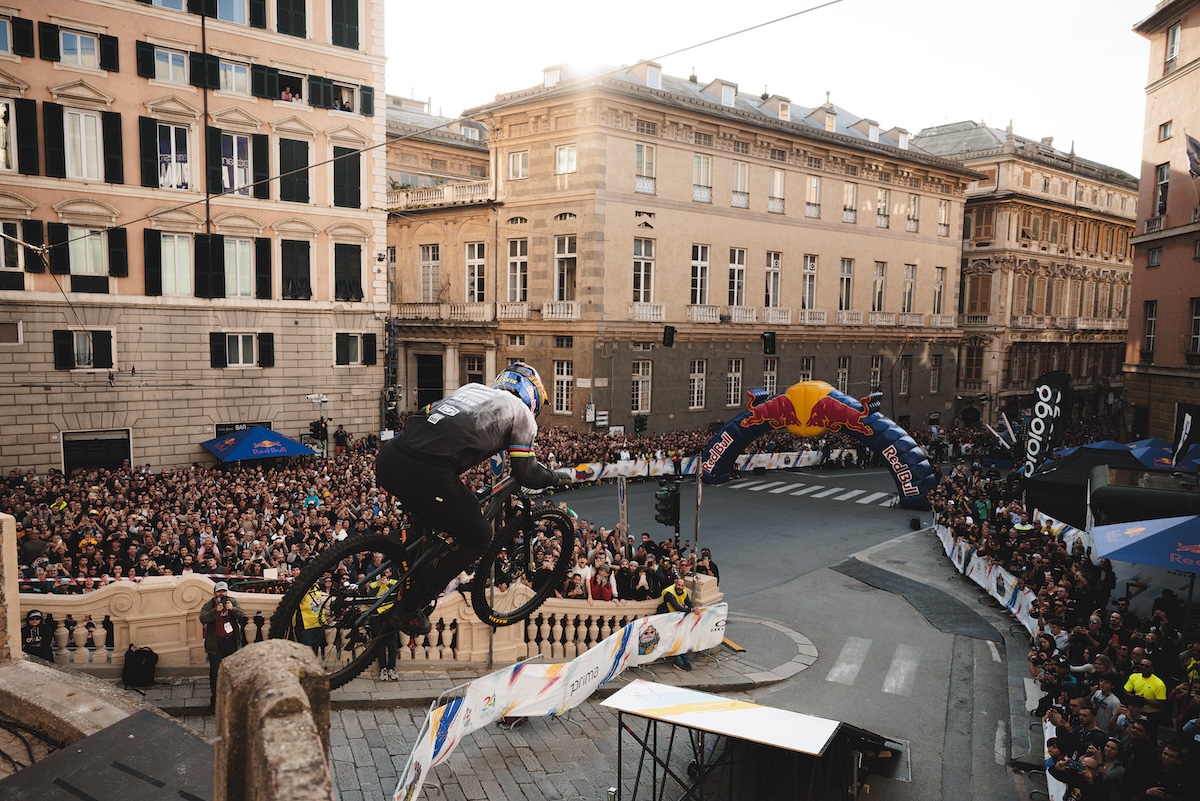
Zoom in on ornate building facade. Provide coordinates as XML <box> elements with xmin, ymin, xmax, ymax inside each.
<box><xmin>1126</xmin><ymin>0</ymin><xmax>1200</xmax><ymax>439</ymax></box>
<box><xmin>387</xmin><ymin>64</ymin><xmax>977</xmax><ymax>435</ymax></box>
<box><xmin>0</xmin><ymin>0</ymin><xmax>387</xmax><ymax>474</ymax></box>
<box><xmin>913</xmin><ymin>122</ymin><xmax>1137</xmax><ymax>427</ymax></box>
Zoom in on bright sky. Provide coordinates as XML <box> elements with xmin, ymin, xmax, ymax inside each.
<box><xmin>386</xmin><ymin>0</ymin><xmax>1153</xmax><ymax>176</ymax></box>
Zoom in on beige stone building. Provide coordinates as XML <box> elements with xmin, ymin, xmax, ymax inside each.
<box><xmin>387</xmin><ymin>64</ymin><xmax>977</xmax><ymax>435</ymax></box>
<box><xmin>913</xmin><ymin>122</ymin><xmax>1137</xmax><ymax>428</ymax></box>
<box><xmin>0</xmin><ymin>0</ymin><xmax>387</xmax><ymax>474</ymax></box>
<box><xmin>1125</xmin><ymin>0</ymin><xmax>1200</xmax><ymax>440</ymax></box>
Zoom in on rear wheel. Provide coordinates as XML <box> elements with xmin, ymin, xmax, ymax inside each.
<box><xmin>471</xmin><ymin>506</ymin><xmax>577</xmax><ymax>627</ymax></box>
<box><xmin>269</xmin><ymin>533</ymin><xmax>411</xmax><ymax>689</ymax></box>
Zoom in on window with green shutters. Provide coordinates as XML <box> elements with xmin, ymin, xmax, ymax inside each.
<box><xmin>333</xmin><ymin>147</ymin><xmax>360</xmax><ymax>208</ymax></box>
<box><xmin>280</xmin><ymin>239</ymin><xmax>311</xmax><ymax>299</ymax></box>
<box><xmin>278</xmin><ymin>138</ymin><xmax>309</xmax><ymax>203</ymax></box>
<box><xmin>276</xmin><ymin>0</ymin><xmax>305</xmax><ymax>37</ymax></box>
<box><xmin>331</xmin><ymin>0</ymin><xmax>357</xmax><ymax>49</ymax></box>
<box><xmin>333</xmin><ymin>243</ymin><xmax>362</xmax><ymax>301</ymax></box>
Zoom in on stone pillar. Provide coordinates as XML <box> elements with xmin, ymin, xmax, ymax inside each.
<box><xmin>214</xmin><ymin>639</ymin><xmax>332</xmax><ymax>801</ymax></box>
<box><xmin>485</xmin><ymin>345</ymin><xmax>497</xmax><ymax>381</ymax></box>
<box><xmin>443</xmin><ymin>342</ymin><xmax>460</xmax><ymax>389</ymax></box>
<box><xmin>1</xmin><ymin>515</ymin><xmax>16</xmax><ymax>662</ymax></box>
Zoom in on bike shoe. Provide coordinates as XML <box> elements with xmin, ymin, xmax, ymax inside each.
<box><xmin>384</xmin><ymin>607</ymin><xmax>431</xmax><ymax>637</ymax></box>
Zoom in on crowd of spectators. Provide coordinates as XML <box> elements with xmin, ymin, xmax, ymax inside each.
<box><xmin>4</xmin><ymin>419</ymin><xmax>743</xmax><ymax>596</ymax></box>
<box><xmin>930</xmin><ymin>455</ymin><xmax>1199</xmax><ymax>799</ymax></box>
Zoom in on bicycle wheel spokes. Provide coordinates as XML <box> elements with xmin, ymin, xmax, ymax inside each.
<box><xmin>269</xmin><ymin>533</ymin><xmax>410</xmax><ymax>689</ymax></box>
<box><xmin>472</xmin><ymin>506</ymin><xmax>577</xmax><ymax>627</ymax></box>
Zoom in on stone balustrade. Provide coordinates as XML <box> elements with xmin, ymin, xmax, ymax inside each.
<box><xmin>16</xmin><ymin>571</ymin><xmax>722</xmax><ymax>672</ymax></box>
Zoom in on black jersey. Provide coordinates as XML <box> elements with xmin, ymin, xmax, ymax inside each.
<box><xmin>390</xmin><ymin>384</ymin><xmax>556</xmax><ymax>488</ymax></box>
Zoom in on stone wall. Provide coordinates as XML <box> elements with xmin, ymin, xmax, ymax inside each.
<box><xmin>12</xmin><ymin>568</ymin><xmax>722</xmax><ymax>672</ymax></box>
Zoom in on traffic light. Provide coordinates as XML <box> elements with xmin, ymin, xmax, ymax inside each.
<box><xmin>654</xmin><ymin>482</ymin><xmax>681</xmax><ymax>528</ymax></box>
<box><xmin>318</xmin><ymin>419</ymin><xmax>328</xmax><ymax>441</ymax></box>
<box><xmin>761</xmin><ymin>331</ymin><xmax>777</xmax><ymax>355</ymax></box>
<box><xmin>309</xmin><ymin>420</ymin><xmax>322</xmax><ymax>438</ymax></box>
<box><xmin>634</xmin><ymin>414</ymin><xmax>647</xmax><ymax>435</ymax></box>
<box><xmin>662</xmin><ymin>325</ymin><xmax>676</xmax><ymax>347</ymax></box>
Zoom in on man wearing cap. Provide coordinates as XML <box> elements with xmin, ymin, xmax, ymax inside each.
<box><xmin>200</xmin><ymin>581</ymin><xmax>246</xmax><ymax>709</ymax></box>
<box><xmin>21</xmin><ymin>610</ymin><xmax>54</xmax><ymax>662</ymax></box>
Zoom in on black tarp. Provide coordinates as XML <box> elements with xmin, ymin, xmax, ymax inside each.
<box><xmin>1025</xmin><ymin>444</ymin><xmax>1146</xmax><ymax>528</ymax></box>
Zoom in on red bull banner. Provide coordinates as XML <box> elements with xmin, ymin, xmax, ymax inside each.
<box><xmin>699</xmin><ymin>380</ymin><xmax>937</xmax><ymax>510</ymax></box>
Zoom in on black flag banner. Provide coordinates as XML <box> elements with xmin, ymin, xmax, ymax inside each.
<box><xmin>1172</xmin><ymin>402</ymin><xmax>1200</xmax><ymax>466</ymax></box>
<box><xmin>1022</xmin><ymin>371</ymin><xmax>1071</xmax><ymax>476</ymax></box>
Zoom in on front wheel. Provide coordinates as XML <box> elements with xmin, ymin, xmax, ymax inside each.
<box><xmin>471</xmin><ymin>506</ymin><xmax>577</xmax><ymax>627</ymax></box>
<box><xmin>269</xmin><ymin>533</ymin><xmax>410</xmax><ymax>689</ymax></box>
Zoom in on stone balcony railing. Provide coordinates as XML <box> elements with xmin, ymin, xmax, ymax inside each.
<box><xmin>386</xmin><ymin>180</ymin><xmax>493</xmax><ymax>210</ymax></box>
<box><xmin>763</xmin><ymin>307</ymin><xmax>792</xmax><ymax>325</ymax></box>
<box><xmin>542</xmin><ymin>300</ymin><xmax>579</xmax><ymax>321</ymax></box>
<box><xmin>13</xmin><ymin>573</ymin><xmax>722</xmax><ymax>672</ymax></box>
<box><xmin>800</xmin><ymin>309</ymin><xmax>827</xmax><ymax>325</ymax></box>
<box><xmin>868</xmin><ymin>311</ymin><xmax>895</xmax><ymax>326</ymax></box>
<box><xmin>629</xmin><ymin>302</ymin><xmax>665</xmax><ymax>322</ymax></box>
<box><xmin>726</xmin><ymin>305</ymin><xmax>758</xmax><ymax>323</ymax></box>
<box><xmin>687</xmin><ymin>304</ymin><xmax>720</xmax><ymax>323</ymax></box>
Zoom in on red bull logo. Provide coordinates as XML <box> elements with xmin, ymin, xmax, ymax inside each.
<box><xmin>701</xmin><ymin>431</ymin><xmax>735</xmax><ymax>475</ymax></box>
<box><xmin>806</xmin><ymin>394</ymin><xmax>875</xmax><ymax>438</ymax></box>
<box><xmin>881</xmin><ymin>445</ymin><xmax>920</xmax><ymax>496</ymax></box>
<box><xmin>1171</xmin><ymin>543</ymin><xmax>1200</xmax><ymax>566</ymax></box>
<box><xmin>740</xmin><ymin>392</ymin><xmax>803</xmax><ymax>430</ymax></box>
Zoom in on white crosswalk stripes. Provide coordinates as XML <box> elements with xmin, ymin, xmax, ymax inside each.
<box><xmin>881</xmin><ymin>644</ymin><xmax>922</xmax><ymax>696</ymax></box>
<box><xmin>825</xmin><ymin>638</ymin><xmax>924</xmax><ymax>696</ymax></box>
<box><xmin>825</xmin><ymin>637</ymin><xmax>871</xmax><ymax>685</ymax></box>
<box><xmin>720</xmin><ymin>479</ymin><xmax>896</xmax><ymax>506</ymax></box>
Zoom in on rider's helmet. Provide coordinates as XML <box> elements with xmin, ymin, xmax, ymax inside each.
<box><xmin>493</xmin><ymin>362</ymin><xmax>548</xmax><ymax>416</ymax></box>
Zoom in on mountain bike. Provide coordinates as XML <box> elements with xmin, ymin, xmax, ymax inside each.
<box><xmin>268</xmin><ymin>475</ymin><xmax>577</xmax><ymax>688</ymax></box>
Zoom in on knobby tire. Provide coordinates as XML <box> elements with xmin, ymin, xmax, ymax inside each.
<box><xmin>471</xmin><ymin>506</ymin><xmax>577</xmax><ymax>627</ymax></box>
<box><xmin>268</xmin><ymin>533</ymin><xmax>409</xmax><ymax>689</ymax></box>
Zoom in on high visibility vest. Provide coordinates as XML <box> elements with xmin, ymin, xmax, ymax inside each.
<box><xmin>299</xmin><ymin>586</ymin><xmax>326</xmax><ymax>629</ymax></box>
<box><xmin>368</xmin><ymin>578</ymin><xmax>396</xmax><ymax>614</ymax></box>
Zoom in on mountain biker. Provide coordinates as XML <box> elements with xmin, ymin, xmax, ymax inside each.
<box><xmin>375</xmin><ymin>362</ymin><xmax>571</xmax><ymax>636</ymax></box>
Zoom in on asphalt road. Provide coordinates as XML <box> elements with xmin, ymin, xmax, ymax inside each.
<box><xmin>553</xmin><ymin>467</ymin><xmax>1024</xmax><ymax>801</ymax></box>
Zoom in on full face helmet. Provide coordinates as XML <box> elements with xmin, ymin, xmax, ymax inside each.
<box><xmin>493</xmin><ymin>362</ymin><xmax>548</xmax><ymax>416</ymax></box>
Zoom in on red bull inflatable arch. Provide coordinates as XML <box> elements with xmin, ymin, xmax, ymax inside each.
<box><xmin>700</xmin><ymin>380</ymin><xmax>937</xmax><ymax>510</ymax></box>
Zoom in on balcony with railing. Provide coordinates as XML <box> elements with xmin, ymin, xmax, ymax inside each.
<box><xmin>962</xmin><ymin>313</ymin><xmax>992</xmax><ymax>326</ymax></box>
<box><xmin>898</xmin><ymin>313</ymin><xmax>926</xmax><ymax>327</ymax></box>
<box><xmin>1145</xmin><ymin>216</ymin><xmax>1164</xmax><ymax>234</ymax></box>
<box><xmin>687</xmin><ymin>304</ymin><xmax>720</xmax><ymax>323</ymax></box>
<box><xmin>800</xmin><ymin>308</ymin><xmax>827</xmax><ymax>325</ymax></box>
<box><xmin>726</xmin><ymin>306</ymin><xmax>758</xmax><ymax>323</ymax></box>
<box><xmin>768</xmin><ymin>196</ymin><xmax>785</xmax><ymax>214</ymax></box>
<box><xmin>395</xmin><ymin>302</ymin><xmax>446</xmax><ymax>320</ymax></box>
<box><xmin>763</xmin><ymin>307</ymin><xmax>792</xmax><ymax>324</ymax></box>
<box><xmin>693</xmin><ymin>184</ymin><xmax>712</xmax><ymax>203</ymax></box>
<box><xmin>542</xmin><ymin>301</ymin><xmax>579</xmax><ymax>321</ymax></box>
<box><xmin>938</xmin><ymin>222</ymin><xmax>950</xmax><ymax>237</ymax></box>
<box><xmin>628</xmin><ymin>302</ymin><xmax>665</xmax><ymax>322</ymax></box>
<box><xmin>731</xmin><ymin>190</ymin><xmax>749</xmax><ymax>208</ymax></box>
<box><xmin>837</xmin><ymin>310</ymin><xmax>864</xmax><ymax>325</ymax></box>
<box><xmin>842</xmin><ymin>208</ymin><xmax>857</xmax><ymax>223</ymax></box>
<box><xmin>876</xmin><ymin>213</ymin><xmax>889</xmax><ymax>228</ymax></box>
<box><xmin>635</xmin><ymin>175</ymin><xmax>656</xmax><ymax>194</ymax></box>
<box><xmin>1186</xmin><ymin>352</ymin><xmax>1200</xmax><ymax>368</ymax></box>
<box><xmin>906</xmin><ymin>218</ymin><xmax>919</xmax><ymax>233</ymax></box>
<box><xmin>1013</xmin><ymin>315</ymin><xmax>1049</xmax><ymax>329</ymax></box>
<box><xmin>930</xmin><ymin>314</ymin><xmax>958</xmax><ymax>328</ymax></box>
<box><xmin>449</xmin><ymin>303</ymin><xmax>491</xmax><ymax>321</ymax></box>
<box><xmin>386</xmin><ymin>180</ymin><xmax>493</xmax><ymax>210</ymax></box>
<box><xmin>868</xmin><ymin>311</ymin><xmax>896</xmax><ymax>326</ymax></box>
<box><xmin>497</xmin><ymin>302</ymin><xmax>530</xmax><ymax>320</ymax></box>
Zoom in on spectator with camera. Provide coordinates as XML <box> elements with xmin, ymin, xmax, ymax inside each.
<box><xmin>199</xmin><ymin>580</ymin><xmax>245</xmax><ymax>710</ymax></box>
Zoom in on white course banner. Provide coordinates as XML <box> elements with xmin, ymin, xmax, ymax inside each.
<box><xmin>394</xmin><ymin>603</ymin><xmax>729</xmax><ymax>801</ymax></box>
